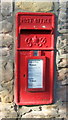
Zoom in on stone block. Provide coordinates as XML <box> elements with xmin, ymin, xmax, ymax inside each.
<box><xmin>1</xmin><ymin>80</ymin><xmax>13</xmax><ymax>92</ymax></box>
<box><xmin>57</xmin><ymin>36</ymin><xmax>67</xmax><ymax>50</ymax></box>
<box><xmin>60</xmin><ymin>7</ymin><xmax>68</xmax><ymax>12</ymax></box>
<box><xmin>16</xmin><ymin>2</ymin><xmax>54</xmax><ymax>12</ymax></box>
<box><xmin>60</xmin><ymin>1</ymin><xmax>68</xmax><ymax>8</ymax></box>
<box><xmin>61</xmin><ymin>79</ymin><xmax>68</xmax><ymax>85</ymax></box>
<box><xmin>60</xmin><ymin>46</ymin><xmax>68</xmax><ymax>54</ymax></box>
<box><xmin>54</xmin><ymin>2</ymin><xmax>59</xmax><ymax>16</ymax></box>
<box><xmin>1</xmin><ymin>60</ymin><xmax>13</xmax><ymax>82</ymax></box>
<box><xmin>0</xmin><ymin>102</ymin><xmax>17</xmax><ymax>118</ymax></box>
<box><xmin>42</xmin><ymin>105</ymin><xmax>58</xmax><ymax>118</ymax></box>
<box><xmin>0</xmin><ymin>47</ymin><xmax>9</xmax><ymax>56</ymax></box>
<box><xmin>19</xmin><ymin>103</ymin><xmax>59</xmax><ymax>118</ymax></box>
<box><xmin>21</xmin><ymin>110</ymin><xmax>58</xmax><ymax>118</ymax></box>
<box><xmin>58</xmin><ymin>28</ymin><xmax>68</xmax><ymax>33</ymax></box>
<box><xmin>58</xmin><ymin>58</ymin><xmax>68</xmax><ymax>68</ymax></box>
<box><xmin>60</xmin><ymin>53</ymin><xmax>68</xmax><ymax>59</ymax></box>
<box><xmin>59</xmin><ymin>2</ymin><xmax>68</xmax><ymax>23</ymax></box>
<box><xmin>58</xmin><ymin>68</ymin><xmax>68</xmax><ymax>81</ymax></box>
<box><xmin>56</xmin><ymin>36</ymin><xmax>62</xmax><ymax>49</ymax></box>
<box><xmin>0</xmin><ymin>58</ymin><xmax>14</xmax><ymax>103</ymax></box>
<box><xmin>18</xmin><ymin>106</ymin><xmax>40</xmax><ymax>116</ymax></box>
<box><xmin>0</xmin><ymin>19</ymin><xmax>13</xmax><ymax>33</ymax></box>
<box><xmin>62</xmin><ymin>34</ymin><xmax>68</xmax><ymax>39</ymax></box>
<box><xmin>32</xmin><ymin>2</ymin><xmax>54</xmax><ymax>12</ymax></box>
<box><xmin>0</xmin><ymin>34</ymin><xmax>13</xmax><ymax>47</ymax></box>
<box><xmin>1</xmin><ymin>1</ymin><xmax>12</xmax><ymax>16</ymax></box>
<box><xmin>0</xmin><ymin>90</ymin><xmax>13</xmax><ymax>103</ymax></box>
<box><xmin>61</xmin><ymin>39</ymin><xmax>67</xmax><ymax>48</ymax></box>
<box><xmin>0</xmin><ymin>12</ymin><xmax>2</xmax><ymax>21</ymax></box>
<box><xmin>21</xmin><ymin>111</ymin><xmax>46</xmax><ymax>118</ymax></box>
<box><xmin>58</xmin><ymin>23</ymin><xmax>68</xmax><ymax>32</ymax></box>
<box><xmin>57</xmin><ymin>85</ymin><xmax>67</xmax><ymax>102</ymax></box>
<box><xmin>0</xmin><ymin>79</ymin><xmax>14</xmax><ymax>103</ymax></box>
<box><xmin>59</xmin><ymin>12</ymin><xmax>68</xmax><ymax>19</ymax></box>
<box><xmin>57</xmin><ymin>102</ymin><xmax>67</xmax><ymax>118</ymax></box>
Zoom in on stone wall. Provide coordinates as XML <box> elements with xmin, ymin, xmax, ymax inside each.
<box><xmin>0</xmin><ymin>0</ymin><xmax>68</xmax><ymax>119</ymax></box>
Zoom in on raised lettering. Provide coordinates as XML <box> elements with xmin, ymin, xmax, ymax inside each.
<box><xmin>20</xmin><ymin>17</ymin><xmax>51</xmax><ymax>24</ymax></box>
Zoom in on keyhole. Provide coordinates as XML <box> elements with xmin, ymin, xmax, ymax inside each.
<box><xmin>23</xmin><ymin>74</ymin><xmax>26</xmax><ymax>77</ymax></box>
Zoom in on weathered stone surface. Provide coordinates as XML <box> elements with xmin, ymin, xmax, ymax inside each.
<box><xmin>6</xmin><ymin>16</ymin><xmax>13</xmax><ymax>23</ymax></box>
<box><xmin>56</xmin><ymin>52</ymin><xmax>60</xmax><ymax>65</ymax></box>
<box><xmin>58</xmin><ymin>58</ymin><xmax>68</xmax><ymax>68</ymax></box>
<box><xmin>57</xmin><ymin>102</ymin><xmax>67</xmax><ymax>118</ymax></box>
<box><xmin>18</xmin><ymin>103</ymin><xmax>60</xmax><ymax>118</ymax></box>
<box><xmin>61</xmin><ymin>79</ymin><xmax>68</xmax><ymax>85</ymax></box>
<box><xmin>16</xmin><ymin>2</ymin><xmax>54</xmax><ymax>12</ymax></box>
<box><xmin>58</xmin><ymin>68</ymin><xmax>68</xmax><ymax>81</ymax></box>
<box><xmin>0</xmin><ymin>56</ymin><xmax>9</xmax><ymax>68</ymax></box>
<box><xmin>58</xmin><ymin>19</ymin><xmax>68</xmax><ymax>23</ymax></box>
<box><xmin>42</xmin><ymin>105</ymin><xmax>58</xmax><ymax>118</ymax></box>
<box><xmin>60</xmin><ymin>1</ymin><xmax>68</xmax><ymax>8</ymax></box>
<box><xmin>21</xmin><ymin>111</ymin><xmax>46</xmax><ymax>118</ymax></box>
<box><xmin>32</xmin><ymin>2</ymin><xmax>54</xmax><ymax>12</ymax></box>
<box><xmin>21</xmin><ymin>110</ymin><xmax>58</xmax><ymax>118</ymax></box>
<box><xmin>0</xmin><ymin>102</ymin><xmax>17</xmax><ymax>118</ymax></box>
<box><xmin>16</xmin><ymin>2</ymin><xmax>33</xmax><ymax>11</ymax></box>
<box><xmin>1</xmin><ymin>1</ymin><xmax>12</xmax><ymax>16</ymax></box>
<box><xmin>62</xmin><ymin>34</ymin><xmax>68</xmax><ymax>39</ymax></box>
<box><xmin>1</xmin><ymin>80</ymin><xmax>13</xmax><ymax>92</ymax></box>
<box><xmin>0</xmin><ymin>14</ymin><xmax>13</xmax><ymax>22</ymax></box>
<box><xmin>58</xmin><ymin>23</ymin><xmax>68</xmax><ymax>31</ymax></box>
<box><xmin>59</xmin><ymin>12</ymin><xmax>68</xmax><ymax>20</ymax></box>
<box><xmin>0</xmin><ymin>57</ymin><xmax>13</xmax><ymax>103</ymax></box>
<box><xmin>0</xmin><ymin>80</ymin><xmax>14</xmax><ymax>103</ymax></box>
<box><xmin>60</xmin><ymin>7</ymin><xmax>68</xmax><ymax>12</ymax></box>
<box><xmin>0</xmin><ymin>90</ymin><xmax>13</xmax><ymax>103</ymax></box>
<box><xmin>54</xmin><ymin>2</ymin><xmax>59</xmax><ymax>16</ymax></box>
<box><xmin>1</xmin><ymin>60</ymin><xmax>13</xmax><ymax>82</ymax></box>
<box><xmin>57</xmin><ymin>36</ymin><xmax>67</xmax><ymax>50</ymax></box>
<box><xmin>18</xmin><ymin>106</ymin><xmax>40</xmax><ymax>116</ymax></box>
<box><xmin>58</xmin><ymin>28</ymin><xmax>68</xmax><ymax>33</ymax></box>
<box><xmin>59</xmin><ymin>53</ymin><xmax>68</xmax><ymax>59</ymax></box>
<box><xmin>56</xmin><ymin>36</ymin><xmax>62</xmax><ymax>49</ymax></box>
<box><xmin>61</xmin><ymin>39</ymin><xmax>68</xmax><ymax>47</ymax></box>
<box><xmin>0</xmin><ymin>12</ymin><xmax>2</xmax><ymax>21</ymax></box>
<box><xmin>59</xmin><ymin>2</ymin><xmax>68</xmax><ymax>22</ymax></box>
<box><xmin>0</xmin><ymin>47</ymin><xmax>9</xmax><ymax>56</ymax></box>
<box><xmin>57</xmin><ymin>85</ymin><xmax>67</xmax><ymax>102</ymax></box>
<box><xmin>18</xmin><ymin>103</ymin><xmax>59</xmax><ymax>118</ymax></box>
<box><xmin>0</xmin><ymin>34</ymin><xmax>13</xmax><ymax>47</ymax></box>
<box><xmin>0</xmin><ymin>19</ymin><xmax>13</xmax><ymax>33</ymax></box>
<box><xmin>59</xmin><ymin>46</ymin><xmax>68</xmax><ymax>55</ymax></box>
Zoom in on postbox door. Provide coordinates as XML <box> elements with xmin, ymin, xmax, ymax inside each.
<box><xmin>15</xmin><ymin>50</ymin><xmax>54</xmax><ymax>105</ymax></box>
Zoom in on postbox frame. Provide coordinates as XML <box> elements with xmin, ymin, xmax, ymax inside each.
<box><xmin>15</xmin><ymin>12</ymin><xmax>55</xmax><ymax>105</ymax></box>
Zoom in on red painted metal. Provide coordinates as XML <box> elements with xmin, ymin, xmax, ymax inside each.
<box><xmin>15</xmin><ymin>12</ymin><xmax>55</xmax><ymax>105</ymax></box>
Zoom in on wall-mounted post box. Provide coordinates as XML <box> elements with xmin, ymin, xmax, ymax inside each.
<box><xmin>15</xmin><ymin>12</ymin><xmax>55</xmax><ymax>105</ymax></box>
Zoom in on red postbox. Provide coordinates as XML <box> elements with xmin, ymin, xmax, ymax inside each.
<box><xmin>15</xmin><ymin>12</ymin><xmax>55</xmax><ymax>105</ymax></box>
